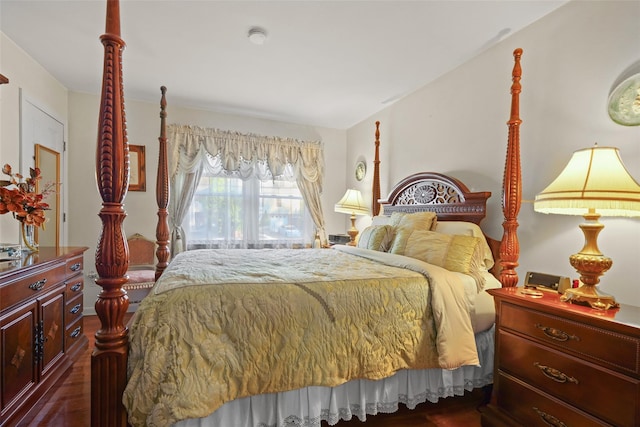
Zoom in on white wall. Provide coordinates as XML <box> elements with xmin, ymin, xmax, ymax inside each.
<box><xmin>68</xmin><ymin>92</ymin><xmax>347</xmax><ymax>314</ymax></box>
<box><xmin>0</xmin><ymin>33</ymin><xmax>69</xmax><ymax>244</ymax></box>
<box><xmin>348</xmin><ymin>0</ymin><xmax>640</xmax><ymax>306</ymax></box>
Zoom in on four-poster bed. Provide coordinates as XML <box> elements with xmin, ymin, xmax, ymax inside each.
<box><xmin>91</xmin><ymin>1</ymin><xmax>522</xmax><ymax>426</ymax></box>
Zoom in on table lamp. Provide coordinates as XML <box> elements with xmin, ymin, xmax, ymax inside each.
<box><xmin>334</xmin><ymin>189</ymin><xmax>369</xmax><ymax>245</ymax></box>
<box><xmin>534</xmin><ymin>144</ymin><xmax>640</xmax><ymax>309</ymax></box>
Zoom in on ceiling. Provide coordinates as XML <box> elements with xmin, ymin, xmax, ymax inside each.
<box><xmin>1</xmin><ymin>0</ymin><xmax>567</xmax><ymax>129</ymax></box>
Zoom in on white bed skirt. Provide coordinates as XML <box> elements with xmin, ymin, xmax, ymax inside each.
<box><xmin>174</xmin><ymin>325</ymin><xmax>494</xmax><ymax>427</ymax></box>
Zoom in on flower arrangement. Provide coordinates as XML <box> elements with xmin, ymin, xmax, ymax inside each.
<box><xmin>0</xmin><ymin>164</ymin><xmax>53</xmax><ymax>228</ymax></box>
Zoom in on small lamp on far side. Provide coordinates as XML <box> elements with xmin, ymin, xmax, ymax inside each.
<box><xmin>534</xmin><ymin>144</ymin><xmax>640</xmax><ymax>309</ymax></box>
<box><xmin>335</xmin><ymin>189</ymin><xmax>369</xmax><ymax>245</ymax></box>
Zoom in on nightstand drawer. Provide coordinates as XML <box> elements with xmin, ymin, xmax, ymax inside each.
<box><xmin>499</xmin><ymin>330</ymin><xmax>639</xmax><ymax>427</ymax></box>
<box><xmin>497</xmin><ymin>373</ymin><xmax>611</xmax><ymax>427</ymax></box>
<box><xmin>500</xmin><ymin>301</ymin><xmax>640</xmax><ymax>376</ymax></box>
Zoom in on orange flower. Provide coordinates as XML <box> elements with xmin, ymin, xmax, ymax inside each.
<box><xmin>0</xmin><ymin>164</ymin><xmax>53</xmax><ymax>228</ymax></box>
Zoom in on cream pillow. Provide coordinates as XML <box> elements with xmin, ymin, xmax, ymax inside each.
<box><xmin>357</xmin><ymin>225</ymin><xmax>395</xmax><ymax>252</ymax></box>
<box><xmin>390</xmin><ymin>229</ymin><xmax>486</xmax><ymax>291</ymax></box>
<box><xmin>370</xmin><ymin>215</ymin><xmax>391</xmax><ymax>226</ymax></box>
<box><xmin>435</xmin><ymin>221</ymin><xmax>494</xmax><ymax>270</ymax></box>
<box><xmin>389</xmin><ymin>211</ymin><xmax>438</xmax><ymax>232</ymax></box>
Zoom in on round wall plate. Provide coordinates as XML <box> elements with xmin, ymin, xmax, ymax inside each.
<box><xmin>608</xmin><ymin>72</ymin><xmax>640</xmax><ymax>126</ymax></box>
<box><xmin>355</xmin><ymin>161</ymin><xmax>366</xmax><ymax>181</ymax></box>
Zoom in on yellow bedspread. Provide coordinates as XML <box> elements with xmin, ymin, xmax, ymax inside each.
<box><xmin>123</xmin><ymin>246</ymin><xmax>478</xmax><ymax>427</ymax></box>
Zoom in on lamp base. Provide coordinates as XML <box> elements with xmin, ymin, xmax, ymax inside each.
<box><xmin>560</xmin><ymin>284</ymin><xmax>619</xmax><ymax>310</ymax></box>
<box><xmin>560</xmin><ymin>210</ymin><xmax>618</xmax><ymax>310</ymax></box>
<box><xmin>347</xmin><ymin>213</ymin><xmax>358</xmax><ymax>246</ymax></box>
<box><xmin>347</xmin><ymin>229</ymin><xmax>358</xmax><ymax>246</ymax></box>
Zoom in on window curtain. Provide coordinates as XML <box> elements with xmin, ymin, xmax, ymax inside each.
<box><xmin>167</xmin><ymin>124</ymin><xmax>326</xmax><ymax>255</ymax></box>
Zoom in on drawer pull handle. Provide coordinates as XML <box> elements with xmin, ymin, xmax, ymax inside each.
<box><xmin>70</xmin><ymin>262</ymin><xmax>82</xmax><ymax>272</ymax></box>
<box><xmin>70</xmin><ymin>304</ymin><xmax>82</xmax><ymax>314</ymax></box>
<box><xmin>534</xmin><ymin>362</ymin><xmax>578</xmax><ymax>384</ymax></box>
<box><xmin>70</xmin><ymin>327</ymin><xmax>82</xmax><ymax>338</ymax></box>
<box><xmin>533</xmin><ymin>407</ymin><xmax>567</xmax><ymax>427</ymax></box>
<box><xmin>535</xmin><ymin>324</ymin><xmax>580</xmax><ymax>342</ymax></box>
<box><xmin>70</xmin><ymin>283</ymin><xmax>82</xmax><ymax>292</ymax></box>
<box><xmin>29</xmin><ymin>278</ymin><xmax>47</xmax><ymax>291</ymax></box>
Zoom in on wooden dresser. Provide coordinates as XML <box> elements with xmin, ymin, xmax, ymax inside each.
<box><xmin>482</xmin><ymin>287</ymin><xmax>640</xmax><ymax>427</ymax></box>
<box><xmin>0</xmin><ymin>247</ymin><xmax>89</xmax><ymax>427</ymax></box>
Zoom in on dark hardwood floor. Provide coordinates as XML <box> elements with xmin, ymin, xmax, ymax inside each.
<box><xmin>17</xmin><ymin>314</ymin><xmax>486</xmax><ymax>426</ymax></box>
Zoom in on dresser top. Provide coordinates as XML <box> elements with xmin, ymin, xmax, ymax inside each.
<box><xmin>489</xmin><ymin>287</ymin><xmax>640</xmax><ymax>334</ymax></box>
<box><xmin>0</xmin><ymin>246</ymin><xmax>89</xmax><ymax>277</ymax></box>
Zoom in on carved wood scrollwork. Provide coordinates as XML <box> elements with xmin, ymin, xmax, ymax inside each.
<box><xmin>394</xmin><ymin>181</ymin><xmax>463</xmax><ymax>206</ymax></box>
<box><xmin>379</xmin><ymin>172</ymin><xmax>491</xmax><ymax>224</ymax></box>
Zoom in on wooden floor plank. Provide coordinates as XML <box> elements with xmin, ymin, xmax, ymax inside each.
<box><xmin>17</xmin><ymin>314</ymin><xmax>484</xmax><ymax>426</ymax></box>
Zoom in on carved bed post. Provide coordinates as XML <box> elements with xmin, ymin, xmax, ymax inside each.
<box><xmin>91</xmin><ymin>0</ymin><xmax>130</xmax><ymax>426</ymax></box>
<box><xmin>371</xmin><ymin>121</ymin><xmax>381</xmax><ymax>216</ymax></box>
<box><xmin>499</xmin><ymin>48</ymin><xmax>523</xmax><ymax>287</ymax></box>
<box><xmin>155</xmin><ymin>86</ymin><xmax>170</xmax><ymax>279</ymax></box>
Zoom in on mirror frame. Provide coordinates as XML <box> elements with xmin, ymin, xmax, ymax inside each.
<box><xmin>35</xmin><ymin>144</ymin><xmax>60</xmax><ymax>247</ymax></box>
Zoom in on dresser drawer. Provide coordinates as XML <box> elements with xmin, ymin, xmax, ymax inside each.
<box><xmin>496</xmin><ymin>373</ymin><xmax>611</xmax><ymax>427</ymax></box>
<box><xmin>500</xmin><ymin>301</ymin><xmax>640</xmax><ymax>376</ymax></box>
<box><xmin>65</xmin><ymin>293</ymin><xmax>84</xmax><ymax>326</ymax></box>
<box><xmin>65</xmin><ymin>254</ymin><xmax>84</xmax><ymax>276</ymax></box>
<box><xmin>0</xmin><ymin>262</ymin><xmax>66</xmax><ymax>311</ymax></box>
<box><xmin>65</xmin><ymin>316</ymin><xmax>84</xmax><ymax>352</ymax></box>
<box><xmin>499</xmin><ymin>330</ymin><xmax>639</xmax><ymax>427</ymax></box>
<box><xmin>65</xmin><ymin>275</ymin><xmax>84</xmax><ymax>299</ymax></box>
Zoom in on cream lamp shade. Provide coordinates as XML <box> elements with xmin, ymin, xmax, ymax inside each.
<box><xmin>534</xmin><ymin>144</ymin><xmax>640</xmax><ymax>309</ymax></box>
<box><xmin>335</xmin><ymin>189</ymin><xmax>369</xmax><ymax>245</ymax></box>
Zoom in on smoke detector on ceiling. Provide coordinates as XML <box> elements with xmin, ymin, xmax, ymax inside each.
<box><xmin>248</xmin><ymin>27</ymin><xmax>267</xmax><ymax>45</ymax></box>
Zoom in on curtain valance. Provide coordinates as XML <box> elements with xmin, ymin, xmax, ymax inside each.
<box><xmin>168</xmin><ymin>124</ymin><xmax>324</xmax><ymax>189</ymax></box>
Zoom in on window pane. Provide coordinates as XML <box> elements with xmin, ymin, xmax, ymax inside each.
<box><xmin>186</xmin><ymin>176</ymin><xmax>242</xmax><ymax>241</ymax></box>
<box><xmin>261</xmin><ymin>180</ymin><xmax>306</xmax><ymax>241</ymax></box>
<box><xmin>184</xmin><ymin>175</ymin><xmax>313</xmax><ymax>249</ymax></box>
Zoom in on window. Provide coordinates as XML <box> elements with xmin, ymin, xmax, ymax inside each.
<box><xmin>183</xmin><ymin>172</ymin><xmax>314</xmax><ymax>249</ymax></box>
<box><xmin>167</xmin><ymin>124</ymin><xmax>325</xmax><ymax>256</ymax></box>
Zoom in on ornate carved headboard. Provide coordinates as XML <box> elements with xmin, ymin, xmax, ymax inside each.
<box><xmin>378</xmin><ymin>171</ymin><xmax>502</xmax><ymax>278</ymax></box>
<box><xmin>379</xmin><ymin>172</ymin><xmax>491</xmax><ymax>225</ymax></box>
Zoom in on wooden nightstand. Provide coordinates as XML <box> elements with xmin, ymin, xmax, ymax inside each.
<box><xmin>481</xmin><ymin>287</ymin><xmax>640</xmax><ymax>427</ymax></box>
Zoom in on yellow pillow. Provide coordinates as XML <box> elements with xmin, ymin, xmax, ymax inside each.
<box><xmin>390</xmin><ymin>229</ymin><xmax>486</xmax><ymax>291</ymax></box>
<box><xmin>435</xmin><ymin>221</ymin><xmax>494</xmax><ymax>269</ymax></box>
<box><xmin>357</xmin><ymin>225</ymin><xmax>395</xmax><ymax>252</ymax></box>
<box><xmin>389</xmin><ymin>211</ymin><xmax>438</xmax><ymax>232</ymax></box>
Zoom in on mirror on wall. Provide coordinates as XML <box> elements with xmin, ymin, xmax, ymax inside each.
<box><xmin>35</xmin><ymin>144</ymin><xmax>60</xmax><ymax>247</ymax></box>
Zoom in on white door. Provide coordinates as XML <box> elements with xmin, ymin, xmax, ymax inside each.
<box><xmin>20</xmin><ymin>92</ymin><xmax>65</xmax><ymax>247</ymax></box>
